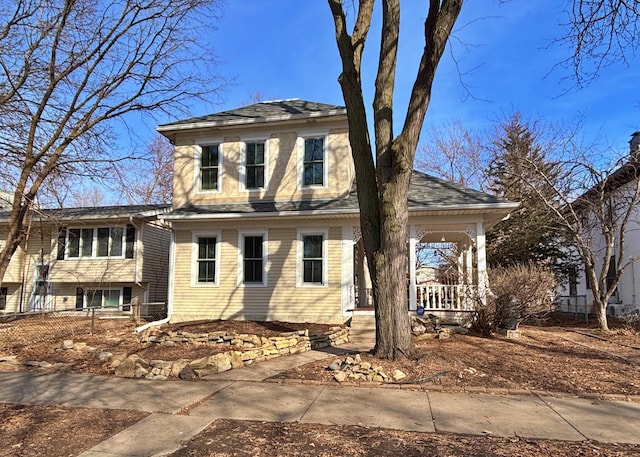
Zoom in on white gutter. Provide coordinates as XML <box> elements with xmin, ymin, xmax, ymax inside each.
<box><xmin>135</xmin><ymin>228</ymin><xmax>175</xmax><ymax>333</ymax></box>
<box><xmin>158</xmin><ymin>202</ymin><xmax>520</xmax><ymax>221</ymax></box>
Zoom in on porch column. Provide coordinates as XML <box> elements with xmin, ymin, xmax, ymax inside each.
<box><xmin>456</xmin><ymin>244</ymin><xmax>464</xmax><ymax>281</ymax></box>
<box><xmin>408</xmin><ymin>225</ymin><xmax>417</xmax><ymax>311</ymax></box>
<box><xmin>476</xmin><ymin>222</ymin><xmax>487</xmax><ymax>304</ymax></box>
<box><xmin>465</xmin><ymin>245</ymin><xmax>473</xmax><ymax>286</ymax></box>
<box><xmin>341</xmin><ymin>225</ymin><xmax>354</xmax><ymax>314</ymax></box>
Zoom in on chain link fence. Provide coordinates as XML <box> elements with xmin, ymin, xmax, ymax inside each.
<box><xmin>0</xmin><ymin>308</ymin><xmax>139</xmax><ymax>350</ymax></box>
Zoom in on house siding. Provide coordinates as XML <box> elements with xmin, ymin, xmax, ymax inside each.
<box><xmin>170</xmin><ymin>220</ymin><xmax>345</xmax><ymax>324</ymax></box>
<box><xmin>171</xmin><ymin>122</ymin><xmax>354</xmax><ymax>207</ymax></box>
<box><xmin>1</xmin><ymin>215</ymin><xmax>170</xmax><ymax>314</ymax></box>
<box><xmin>140</xmin><ymin>220</ymin><xmax>171</xmax><ymax>304</ymax></box>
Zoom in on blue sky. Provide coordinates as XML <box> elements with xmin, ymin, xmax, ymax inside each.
<box><xmin>152</xmin><ymin>1</ymin><xmax>639</xmax><ymax>160</ymax></box>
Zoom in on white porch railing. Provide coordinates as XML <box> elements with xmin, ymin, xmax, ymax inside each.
<box><xmin>416</xmin><ymin>284</ymin><xmax>476</xmax><ymax>311</ymax></box>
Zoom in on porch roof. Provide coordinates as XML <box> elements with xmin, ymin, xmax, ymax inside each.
<box><xmin>163</xmin><ymin>171</ymin><xmax>518</xmax><ymax>225</ymax></box>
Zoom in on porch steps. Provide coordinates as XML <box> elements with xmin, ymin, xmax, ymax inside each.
<box><xmin>348</xmin><ymin>314</ymin><xmax>376</xmax><ymax>344</ymax></box>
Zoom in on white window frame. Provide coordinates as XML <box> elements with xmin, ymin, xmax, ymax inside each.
<box><xmin>191</xmin><ymin>230</ymin><xmax>221</xmax><ymax>287</ymax></box>
<box><xmin>296</xmin><ymin>228</ymin><xmax>329</xmax><ymax>287</ymax></box>
<box><xmin>297</xmin><ymin>130</ymin><xmax>329</xmax><ymax>189</ymax></box>
<box><xmin>194</xmin><ymin>140</ymin><xmax>223</xmax><ymax>194</ymax></box>
<box><xmin>66</xmin><ymin>227</ymin><xmax>126</xmax><ymax>259</ymax></box>
<box><xmin>239</xmin><ymin>136</ymin><xmax>269</xmax><ymax>192</ymax></box>
<box><xmin>85</xmin><ymin>288</ymin><xmax>122</xmax><ymax>308</ymax></box>
<box><xmin>237</xmin><ymin>229</ymin><xmax>268</xmax><ymax>287</ymax></box>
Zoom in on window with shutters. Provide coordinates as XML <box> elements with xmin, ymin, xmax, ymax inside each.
<box><xmin>63</xmin><ymin>225</ymin><xmax>134</xmax><ymax>259</ymax></box>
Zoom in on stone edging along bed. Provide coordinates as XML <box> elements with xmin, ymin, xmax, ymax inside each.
<box><xmin>112</xmin><ymin>326</ymin><xmax>350</xmax><ymax>380</ymax></box>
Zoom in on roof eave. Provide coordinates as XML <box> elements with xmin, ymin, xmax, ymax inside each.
<box><xmin>157</xmin><ymin>109</ymin><xmax>348</xmax><ymax>134</ymax></box>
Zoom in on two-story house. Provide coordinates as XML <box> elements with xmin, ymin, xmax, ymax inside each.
<box><xmin>558</xmin><ymin>132</ymin><xmax>640</xmax><ymax>318</ymax></box>
<box><xmin>157</xmin><ymin>99</ymin><xmax>517</xmax><ymax>324</ymax></box>
<box><xmin>0</xmin><ymin>204</ymin><xmax>171</xmax><ymax>315</ymax></box>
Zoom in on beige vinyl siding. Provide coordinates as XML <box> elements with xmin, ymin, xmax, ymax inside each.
<box><xmin>140</xmin><ymin>221</ymin><xmax>171</xmax><ymax>303</ymax></box>
<box><xmin>0</xmin><ymin>284</ymin><xmax>21</xmax><ymax>313</ymax></box>
<box><xmin>171</xmin><ymin>221</ymin><xmax>345</xmax><ymax>324</ymax></box>
<box><xmin>171</xmin><ymin>123</ymin><xmax>354</xmax><ymax>207</ymax></box>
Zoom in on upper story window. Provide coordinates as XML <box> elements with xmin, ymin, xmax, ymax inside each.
<box><xmin>62</xmin><ymin>225</ymin><xmax>135</xmax><ymax>259</ymax></box>
<box><xmin>246</xmin><ymin>142</ymin><xmax>266</xmax><ymax>189</ymax></box>
<box><xmin>199</xmin><ymin>144</ymin><xmax>221</xmax><ymax>191</ymax></box>
<box><xmin>304</xmin><ymin>138</ymin><xmax>324</xmax><ymax>186</ymax></box>
<box><xmin>238</xmin><ymin>230</ymin><xmax>268</xmax><ymax>287</ymax></box>
<box><xmin>298</xmin><ymin>132</ymin><xmax>328</xmax><ymax>188</ymax></box>
<box><xmin>191</xmin><ymin>231</ymin><xmax>220</xmax><ymax>286</ymax></box>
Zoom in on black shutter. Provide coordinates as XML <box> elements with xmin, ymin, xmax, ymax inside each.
<box><xmin>122</xmin><ymin>286</ymin><xmax>132</xmax><ymax>311</ymax></box>
<box><xmin>75</xmin><ymin>287</ymin><xmax>84</xmax><ymax>310</ymax></box>
<box><xmin>57</xmin><ymin>227</ymin><xmax>67</xmax><ymax>260</ymax></box>
<box><xmin>125</xmin><ymin>225</ymin><xmax>135</xmax><ymax>258</ymax></box>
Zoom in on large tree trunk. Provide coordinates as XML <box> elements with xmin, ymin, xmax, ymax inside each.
<box><xmin>328</xmin><ymin>0</ymin><xmax>463</xmax><ymax>360</ymax></box>
<box><xmin>594</xmin><ymin>298</ymin><xmax>609</xmax><ymax>331</ymax></box>
<box><xmin>374</xmin><ymin>168</ymin><xmax>413</xmax><ymax>358</ymax></box>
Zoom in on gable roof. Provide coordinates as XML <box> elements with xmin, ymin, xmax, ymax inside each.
<box><xmin>157</xmin><ymin>99</ymin><xmax>346</xmax><ymax>134</ymax></box>
<box><xmin>163</xmin><ymin>170</ymin><xmax>517</xmax><ymax>227</ymax></box>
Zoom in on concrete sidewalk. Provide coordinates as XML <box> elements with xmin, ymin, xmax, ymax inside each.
<box><xmin>1</xmin><ymin>347</ymin><xmax>639</xmax><ymax>456</ymax></box>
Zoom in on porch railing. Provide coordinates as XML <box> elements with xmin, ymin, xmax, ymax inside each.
<box><xmin>354</xmin><ymin>284</ymin><xmax>477</xmax><ymax>311</ymax></box>
<box><xmin>416</xmin><ymin>284</ymin><xmax>476</xmax><ymax>311</ymax></box>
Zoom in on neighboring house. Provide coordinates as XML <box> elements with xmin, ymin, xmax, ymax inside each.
<box><xmin>157</xmin><ymin>99</ymin><xmax>518</xmax><ymax>324</ymax></box>
<box><xmin>558</xmin><ymin>132</ymin><xmax>640</xmax><ymax>317</ymax></box>
<box><xmin>0</xmin><ymin>204</ymin><xmax>171</xmax><ymax>314</ymax></box>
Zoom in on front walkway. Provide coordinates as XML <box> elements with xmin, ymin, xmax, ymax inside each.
<box><xmin>0</xmin><ymin>345</ymin><xmax>639</xmax><ymax>456</ymax></box>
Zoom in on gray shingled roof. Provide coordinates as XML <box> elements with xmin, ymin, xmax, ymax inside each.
<box><xmin>0</xmin><ymin>204</ymin><xmax>170</xmax><ymax>223</ymax></box>
<box><xmin>157</xmin><ymin>99</ymin><xmax>346</xmax><ymax>131</ymax></box>
<box><xmin>165</xmin><ymin>171</ymin><xmax>515</xmax><ymax>219</ymax></box>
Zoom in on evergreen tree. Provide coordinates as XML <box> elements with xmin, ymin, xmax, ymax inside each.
<box><xmin>486</xmin><ymin>115</ymin><xmax>573</xmax><ymax>275</ymax></box>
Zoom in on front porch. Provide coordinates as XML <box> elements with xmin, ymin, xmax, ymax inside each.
<box><xmin>344</xmin><ymin>222</ymin><xmax>488</xmax><ymax>321</ymax></box>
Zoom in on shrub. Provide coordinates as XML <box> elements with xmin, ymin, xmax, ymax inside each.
<box><xmin>472</xmin><ymin>263</ymin><xmax>557</xmax><ymax>336</ymax></box>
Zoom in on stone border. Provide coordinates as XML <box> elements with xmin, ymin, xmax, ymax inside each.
<box><xmin>113</xmin><ymin>326</ymin><xmax>350</xmax><ymax>380</ymax></box>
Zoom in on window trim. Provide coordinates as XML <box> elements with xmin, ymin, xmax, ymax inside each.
<box><xmin>84</xmin><ymin>288</ymin><xmax>122</xmax><ymax>309</ymax></box>
<box><xmin>239</xmin><ymin>137</ymin><xmax>269</xmax><ymax>192</ymax></box>
<box><xmin>237</xmin><ymin>229</ymin><xmax>268</xmax><ymax>287</ymax></box>
<box><xmin>65</xmin><ymin>226</ymin><xmax>127</xmax><ymax>259</ymax></box>
<box><xmin>296</xmin><ymin>228</ymin><xmax>329</xmax><ymax>287</ymax></box>
<box><xmin>191</xmin><ymin>230</ymin><xmax>221</xmax><ymax>287</ymax></box>
<box><xmin>297</xmin><ymin>131</ymin><xmax>329</xmax><ymax>189</ymax></box>
<box><xmin>195</xmin><ymin>140</ymin><xmax>223</xmax><ymax>193</ymax></box>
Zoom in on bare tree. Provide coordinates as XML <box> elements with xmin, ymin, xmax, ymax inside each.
<box><xmin>0</xmin><ymin>0</ymin><xmax>223</xmax><ymax>285</ymax></box>
<box><xmin>117</xmin><ymin>135</ymin><xmax>173</xmax><ymax>204</ymax></box>
<box><xmin>416</xmin><ymin>119</ymin><xmax>488</xmax><ymax>190</ymax></box>
<box><xmin>561</xmin><ymin>0</ymin><xmax>640</xmax><ymax>86</ymax></box>
<box><xmin>509</xmin><ymin>138</ymin><xmax>640</xmax><ymax>331</ymax></box>
<box><xmin>328</xmin><ymin>0</ymin><xmax>463</xmax><ymax>359</ymax></box>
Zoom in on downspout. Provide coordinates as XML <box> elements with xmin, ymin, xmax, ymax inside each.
<box><xmin>136</xmin><ymin>226</ymin><xmax>174</xmax><ymax>333</ymax></box>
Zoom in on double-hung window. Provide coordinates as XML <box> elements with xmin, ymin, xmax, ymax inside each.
<box><xmin>303</xmin><ymin>235</ymin><xmax>323</xmax><ymax>283</ymax></box>
<box><xmin>245</xmin><ymin>142</ymin><xmax>265</xmax><ymax>189</ymax></box>
<box><xmin>297</xmin><ymin>229</ymin><xmax>328</xmax><ymax>287</ymax></box>
<box><xmin>303</xmin><ymin>138</ymin><xmax>324</xmax><ymax>186</ymax></box>
<box><xmin>239</xmin><ymin>231</ymin><xmax>267</xmax><ymax>286</ymax></box>
<box><xmin>191</xmin><ymin>231</ymin><xmax>220</xmax><ymax>286</ymax></box>
<box><xmin>200</xmin><ymin>144</ymin><xmax>220</xmax><ymax>191</ymax></box>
